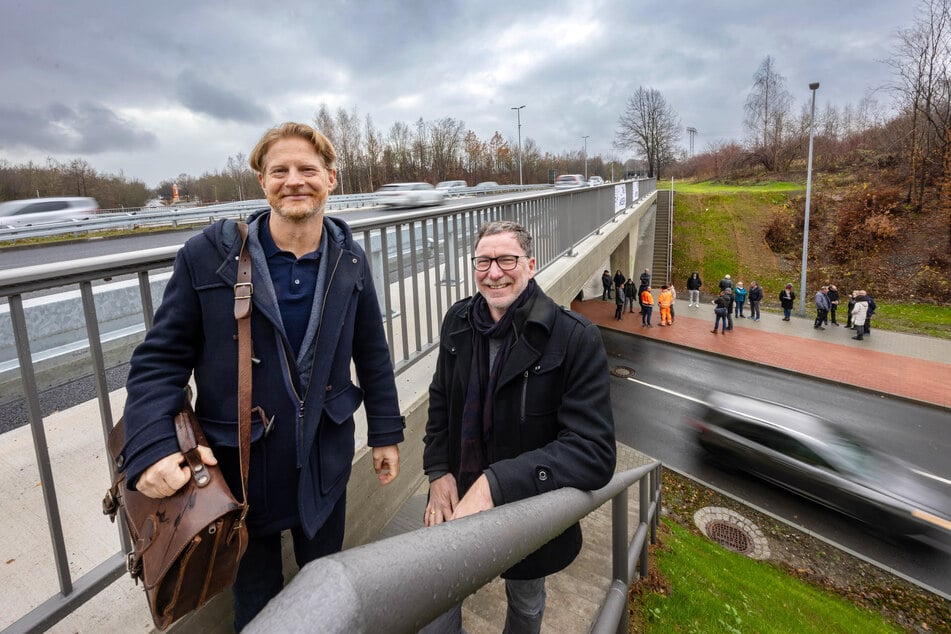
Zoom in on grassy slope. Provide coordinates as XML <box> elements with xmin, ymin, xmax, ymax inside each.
<box><xmin>666</xmin><ymin>181</ymin><xmax>951</xmax><ymax>338</ymax></box>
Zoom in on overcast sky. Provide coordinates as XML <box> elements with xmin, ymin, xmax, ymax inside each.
<box><xmin>0</xmin><ymin>0</ymin><xmax>908</xmax><ymax>188</ymax></box>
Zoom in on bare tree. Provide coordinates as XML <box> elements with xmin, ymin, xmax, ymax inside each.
<box><xmin>428</xmin><ymin>116</ymin><xmax>465</xmax><ymax>181</ymax></box>
<box><xmin>362</xmin><ymin>115</ymin><xmax>382</xmax><ymax>190</ymax></box>
<box><xmin>387</xmin><ymin>121</ymin><xmax>413</xmax><ymax>182</ymax></box>
<box><xmin>743</xmin><ymin>55</ymin><xmax>794</xmax><ymax>171</ymax></box>
<box><xmin>614</xmin><ymin>86</ymin><xmax>682</xmax><ymax>178</ymax></box>
<box><xmin>889</xmin><ymin>0</ymin><xmax>951</xmax><ymax>207</ymax></box>
<box><xmin>334</xmin><ymin>107</ymin><xmax>362</xmax><ymax>194</ymax></box>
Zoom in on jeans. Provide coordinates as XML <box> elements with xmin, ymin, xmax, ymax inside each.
<box><xmin>783</xmin><ymin>307</ymin><xmax>792</xmax><ymax>319</ymax></box>
<box><xmin>713</xmin><ymin>313</ymin><xmax>726</xmax><ymax>332</ymax></box>
<box><xmin>232</xmin><ymin>495</ymin><xmax>347</xmax><ymax>631</ymax></box>
<box><xmin>734</xmin><ymin>300</ymin><xmax>745</xmax><ymax>316</ymax></box>
<box><xmin>420</xmin><ymin>577</ymin><xmax>547</xmax><ymax>634</ymax></box>
<box><xmin>602</xmin><ymin>286</ymin><xmax>611</xmax><ymax>300</ymax></box>
<box><xmin>624</xmin><ymin>296</ymin><xmax>637</xmax><ymax>312</ymax></box>
<box><xmin>641</xmin><ymin>306</ymin><xmax>653</xmax><ymax>325</ymax></box>
<box><xmin>688</xmin><ymin>289</ymin><xmax>700</xmax><ymax>305</ymax></box>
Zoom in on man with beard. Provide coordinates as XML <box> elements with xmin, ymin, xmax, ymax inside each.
<box><xmin>120</xmin><ymin>122</ymin><xmax>404</xmax><ymax>630</ymax></box>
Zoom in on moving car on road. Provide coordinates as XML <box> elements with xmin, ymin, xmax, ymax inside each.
<box><xmin>687</xmin><ymin>392</ymin><xmax>951</xmax><ymax>540</ymax></box>
<box><xmin>0</xmin><ymin>197</ymin><xmax>99</xmax><ymax>229</ymax></box>
<box><xmin>435</xmin><ymin>180</ymin><xmax>468</xmax><ymax>191</ymax></box>
<box><xmin>375</xmin><ymin>182</ymin><xmax>445</xmax><ymax>209</ymax></box>
<box><xmin>553</xmin><ymin>174</ymin><xmax>587</xmax><ymax>189</ymax></box>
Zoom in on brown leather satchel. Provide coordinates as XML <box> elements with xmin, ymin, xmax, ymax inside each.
<box><xmin>103</xmin><ymin>222</ymin><xmax>254</xmax><ymax>629</ymax></box>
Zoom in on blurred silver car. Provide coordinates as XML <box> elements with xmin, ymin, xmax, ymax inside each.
<box><xmin>588</xmin><ymin>176</ymin><xmax>605</xmax><ymax>186</ymax></box>
<box><xmin>554</xmin><ymin>174</ymin><xmax>586</xmax><ymax>189</ymax></box>
<box><xmin>687</xmin><ymin>392</ymin><xmax>951</xmax><ymax>540</ymax></box>
<box><xmin>435</xmin><ymin>180</ymin><xmax>468</xmax><ymax>191</ymax></box>
<box><xmin>375</xmin><ymin>183</ymin><xmax>445</xmax><ymax>208</ymax></box>
<box><xmin>0</xmin><ymin>197</ymin><xmax>99</xmax><ymax>228</ymax></box>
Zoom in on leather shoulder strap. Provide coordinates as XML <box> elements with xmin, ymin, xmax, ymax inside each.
<box><xmin>234</xmin><ymin>222</ymin><xmax>252</xmax><ymax>502</ymax></box>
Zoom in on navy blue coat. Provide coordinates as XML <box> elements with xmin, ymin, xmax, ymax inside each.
<box><xmin>120</xmin><ymin>212</ymin><xmax>405</xmax><ymax>538</ymax></box>
<box><xmin>424</xmin><ymin>291</ymin><xmax>616</xmax><ymax>579</ymax></box>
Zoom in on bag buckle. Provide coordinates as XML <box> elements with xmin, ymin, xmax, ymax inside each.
<box><xmin>127</xmin><ymin>551</ymin><xmax>143</xmax><ymax>583</ymax></box>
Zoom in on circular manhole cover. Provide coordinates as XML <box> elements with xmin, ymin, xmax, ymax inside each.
<box><xmin>610</xmin><ymin>366</ymin><xmax>635</xmax><ymax>378</ymax></box>
<box><xmin>693</xmin><ymin>506</ymin><xmax>770</xmax><ymax>560</ymax></box>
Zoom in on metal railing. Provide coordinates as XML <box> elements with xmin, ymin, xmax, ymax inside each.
<box><xmin>0</xmin><ymin>185</ymin><xmax>551</xmax><ymax>242</ymax></box>
<box><xmin>247</xmin><ymin>462</ymin><xmax>663</xmax><ymax>634</ymax></box>
<box><xmin>0</xmin><ymin>179</ymin><xmax>655</xmax><ymax>632</ymax></box>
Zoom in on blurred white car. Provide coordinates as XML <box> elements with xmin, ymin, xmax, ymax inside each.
<box><xmin>554</xmin><ymin>174</ymin><xmax>586</xmax><ymax>189</ymax></box>
<box><xmin>375</xmin><ymin>183</ymin><xmax>445</xmax><ymax>208</ymax></box>
<box><xmin>435</xmin><ymin>180</ymin><xmax>468</xmax><ymax>191</ymax></box>
<box><xmin>474</xmin><ymin>181</ymin><xmax>499</xmax><ymax>190</ymax></box>
<box><xmin>0</xmin><ymin>197</ymin><xmax>99</xmax><ymax>228</ymax></box>
<box><xmin>588</xmin><ymin>176</ymin><xmax>604</xmax><ymax>186</ymax></box>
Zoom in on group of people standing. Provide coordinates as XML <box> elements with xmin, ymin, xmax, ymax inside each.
<box><xmin>603</xmin><ymin>268</ymin><xmax>676</xmax><ymax>327</ymax></box>
<box><xmin>814</xmin><ymin>285</ymin><xmax>876</xmax><ymax>341</ymax></box>
<box><xmin>696</xmin><ymin>274</ymin><xmax>876</xmax><ymax>343</ymax></box>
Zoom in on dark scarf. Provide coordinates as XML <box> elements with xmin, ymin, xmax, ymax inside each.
<box><xmin>458</xmin><ymin>279</ymin><xmax>539</xmax><ymax>495</ymax></box>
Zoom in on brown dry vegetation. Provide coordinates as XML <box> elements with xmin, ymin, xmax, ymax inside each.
<box><xmin>767</xmin><ymin>170</ymin><xmax>951</xmax><ymax>303</ymax></box>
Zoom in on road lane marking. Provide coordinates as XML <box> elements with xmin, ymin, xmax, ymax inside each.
<box><xmin>912</xmin><ymin>468</ymin><xmax>951</xmax><ymax>486</ymax></box>
<box><xmin>625</xmin><ymin>377</ymin><xmax>707</xmax><ymax>405</ymax></box>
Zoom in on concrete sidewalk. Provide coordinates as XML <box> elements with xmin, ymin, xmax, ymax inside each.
<box><xmin>573</xmin><ymin>297</ymin><xmax>951</xmax><ymax>410</ymax></box>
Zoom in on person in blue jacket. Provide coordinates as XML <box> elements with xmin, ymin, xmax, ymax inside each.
<box><xmin>119</xmin><ymin>122</ymin><xmax>405</xmax><ymax>630</ymax></box>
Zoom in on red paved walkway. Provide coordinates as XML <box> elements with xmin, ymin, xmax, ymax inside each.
<box><xmin>572</xmin><ymin>299</ymin><xmax>951</xmax><ymax>410</ymax></box>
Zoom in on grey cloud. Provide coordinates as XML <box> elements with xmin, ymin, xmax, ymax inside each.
<box><xmin>0</xmin><ymin>102</ymin><xmax>157</xmax><ymax>154</ymax></box>
<box><xmin>175</xmin><ymin>71</ymin><xmax>271</xmax><ymax>123</ymax></box>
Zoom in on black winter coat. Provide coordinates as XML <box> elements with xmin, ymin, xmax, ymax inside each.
<box><xmin>424</xmin><ymin>291</ymin><xmax>616</xmax><ymax>579</ymax></box>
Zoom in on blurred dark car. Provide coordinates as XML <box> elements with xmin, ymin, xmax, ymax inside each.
<box><xmin>687</xmin><ymin>392</ymin><xmax>951</xmax><ymax>540</ymax></box>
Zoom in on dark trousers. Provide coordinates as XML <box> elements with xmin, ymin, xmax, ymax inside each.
<box><xmin>641</xmin><ymin>306</ymin><xmax>653</xmax><ymax>325</ymax></box>
<box><xmin>829</xmin><ymin>304</ymin><xmax>838</xmax><ymax>324</ymax></box>
<box><xmin>734</xmin><ymin>300</ymin><xmax>745</xmax><ymax>316</ymax></box>
<box><xmin>814</xmin><ymin>308</ymin><xmax>828</xmax><ymax>327</ymax></box>
<box><xmin>749</xmin><ymin>300</ymin><xmax>760</xmax><ymax>320</ymax></box>
<box><xmin>232</xmin><ymin>495</ymin><xmax>347</xmax><ymax>631</ymax></box>
<box><xmin>614</xmin><ymin>304</ymin><xmax>623</xmax><ymax>319</ymax></box>
<box><xmin>602</xmin><ymin>285</ymin><xmax>612</xmax><ymax>300</ymax></box>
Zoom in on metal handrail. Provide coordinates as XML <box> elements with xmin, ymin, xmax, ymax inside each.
<box><xmin>247</xmin><ymin>462</ymin><xmax>662</xmax><ymax>634</ymax></box>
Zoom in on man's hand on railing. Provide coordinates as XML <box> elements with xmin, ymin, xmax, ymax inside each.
<box><xmin>425</xmin><ymin>473</ymin><xmax>459</xmax><ymax>526</ymax></box>
<box><xmin>135</xmin><ymin>446</ymin><xmax>218</xmax><ymax>498</ymax></box>
<box><xmin>451</xmin><ymin>474</ymin><xmax>495</xmax><ymax>520</ymax></box>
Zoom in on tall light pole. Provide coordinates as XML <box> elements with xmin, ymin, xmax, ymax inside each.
<box><xmin>511</xmin><ymin>105</ymin><xmax>525</xmax><ymax>186</ymax></box>
<box><xmin>582</xmin><ymin>135</ymin><xmax>589</xmax><ymax>179</ymax></box>
<box><xmin>798</xmin><ymin>82</ymin><xmax>820</xmax><ymax>317</ymax></box>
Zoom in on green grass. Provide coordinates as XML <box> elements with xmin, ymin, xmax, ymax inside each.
<box><xmin>660</xmin><ymin>180</ymin><xmax>806</xmax><ymax>194</ymax></box>
<box><xmin>667</xmin><ymin>182</ymin><xmax>951</xmax><ymax>339</ymax></box>
<box><xmin>634</xmin><ymin>520</ymin><xmax>901</xmax><ymax>633</ymax></box>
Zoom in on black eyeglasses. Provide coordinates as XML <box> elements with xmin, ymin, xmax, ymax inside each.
<box><xmin>471</xmin><ymin>255</ymin><xmax>525</xmax><ymax>271</ymax></box>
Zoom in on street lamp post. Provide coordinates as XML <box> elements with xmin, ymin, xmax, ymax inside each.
<box><xmin>511</xmin><ymin>105</ymin><xmax>525</xmax><ymax>186</ymax></box>
<box><xmin>798</xmin><ymin>82</ymin><xmax>820</xmax><ymax>317</ymax></box>
<box><xmin>582</xmin><ymin>135</ymin><xmax>589</xmax><ymax>180</ymax></box>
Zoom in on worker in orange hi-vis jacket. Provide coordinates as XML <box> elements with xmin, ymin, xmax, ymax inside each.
<box><xmin>639</xmin><ymin>285</ymin><xmax>655</xmax><ymax>327</ymax></box>
<box><xmin>657</xmin><ymin>284</ymin><xmax>674</xmax><ymax>326</ymax></box>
